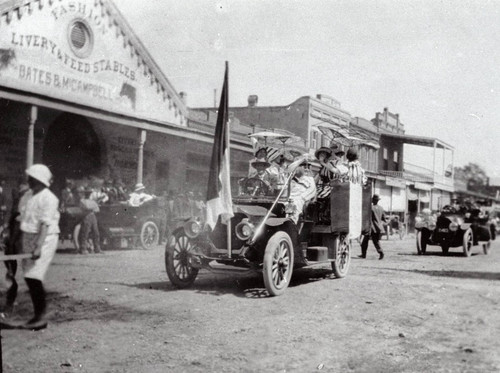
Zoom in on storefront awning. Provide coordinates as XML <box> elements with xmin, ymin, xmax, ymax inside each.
<box><xmin>407</xmin><ymin>189</ymin><xmax>418</xmax><ymax>201</ymax></box>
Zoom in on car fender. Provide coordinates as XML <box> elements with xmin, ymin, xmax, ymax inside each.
<box><xmin>265</xmin><ymin>217</ymin><xmax>293</xmax><ymax>226</ymax></box>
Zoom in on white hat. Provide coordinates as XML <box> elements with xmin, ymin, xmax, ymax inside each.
<box><xmin>134</xmin><ymin>183</ymin><xmax>145</xmax><ymax>192</ymax></box>
<box><xmin>26</xmin><ymin>164</ymin><xmax>52</xmax><ymax>187</ymax></box>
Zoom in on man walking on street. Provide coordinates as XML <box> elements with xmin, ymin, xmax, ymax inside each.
<box><xmin>360</xmin><ymin>194</ymin><xmax>386</xmax><ymax>260</ymax></box>
<box><xmin>78</xmin><ymin>187</ymin><xmax>102</xmax><ymax>254</ymax></box>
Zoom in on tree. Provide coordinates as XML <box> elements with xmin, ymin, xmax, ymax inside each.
<box><xmin>454</xmin><ymin>163</ymin><xmax>489</xmax><ymax>193</ymax></box>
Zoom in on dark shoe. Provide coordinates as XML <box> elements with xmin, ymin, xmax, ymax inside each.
<box><xmin>379</xmin><ymin>252</ymin><xmax>384</xmax><ymax>260</ymax></box>
<box><xmin>22</xmin><ymin>318</ymin><xmax>48</xmax><ymax>331</ymax></box>
<box><xmin>358</xmin><ymin>255</ymin><xmax>366</xmax><ymax>258</ymax></box>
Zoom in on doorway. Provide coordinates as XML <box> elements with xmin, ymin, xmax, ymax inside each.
<box><xmin>43</xmin><ymin>113</ymin><xmax>101</xmax><ymax>192</ymax></box>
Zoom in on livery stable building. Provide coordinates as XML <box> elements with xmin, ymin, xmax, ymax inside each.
<box><xmin>0</xmin><ymin>0</ymin><xmax>252</xmax><ymax>207</ymax></box>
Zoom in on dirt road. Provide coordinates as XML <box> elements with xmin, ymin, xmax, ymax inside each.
<box><xmin>1</xmin><ymin>235</ymin><xmax>499</xmax><ymax>372</ymax></box>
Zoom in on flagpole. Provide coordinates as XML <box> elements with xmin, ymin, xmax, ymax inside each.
<box><xmin>225</xmin><ymin>61</ymin><xmax>232</xmax><ymax>258</ymax></box>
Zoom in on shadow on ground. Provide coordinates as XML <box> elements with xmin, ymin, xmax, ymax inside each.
<box><xmin>5</xmin><ymin>291</ymin><xmax>164</xmax><ymax>325</ymax></box>
<box><xmin>112</xmin><ymin>266</ymin><xmax>336</xmax><ymax>299</ymax></box>
<box><xmin>383</xmin><ymin>267</ymin><xmax>500</xmax><ymax>281</ymax></box>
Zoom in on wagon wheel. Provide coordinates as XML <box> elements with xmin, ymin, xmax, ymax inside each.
<box><xmin>140</xmin><ymin>221</ymin><xmax>159</xmax><ymax>249</ymax></box>
<box><xmin>462</xmin><ymin>228</ymin><xmax>473</xmax><ymax>257</ymax></box>
<box><xmin>165</xmin><ymin>231</ymin><xmax>199</xmax><ymax>288</ymax></box>
<box><xmin>331</xmin><ymin>235</ymin><xmax>350</xmax><ymax>278</ymax></box>
<box><xmin>483</xmin><ymin>241</ymin><xmax>491</xmax><ymax>255</ymax></box>
<box><xmin>263</xmin><ymin>232</ymin><xmax>294</xmax><ymax>296</ymax></box>
<box><xmin>416</xmin><ymin>231</ymin><xmax>427</xmax><ymax>255</ymax></box>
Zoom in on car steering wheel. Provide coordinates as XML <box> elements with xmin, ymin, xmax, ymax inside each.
<box><xmin>244</xmin><ymin>178</ymin><xmax>271</xmax><ymax>196</ymax></box>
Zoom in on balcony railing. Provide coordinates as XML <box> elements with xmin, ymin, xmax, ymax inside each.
<box><xmin>378</xmin><ymin>162</ymin><xmax>454</xmax><ymax>189</ymax></box>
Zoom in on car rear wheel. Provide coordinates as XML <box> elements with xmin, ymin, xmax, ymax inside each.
<box><xmin>462</xmin><ymin>228</ymin><xmax>473</xmax><ymax>257</ymax></box>
<box><xmin>165</xmin><ymin>231</ymin><xmax>199</xmax><ymax>288</ymax></box>
<box><xmin>483</xmin><ymin>241</ymin><xmax>491</xmax><ymax>255</ymax></box>
<box><xmin>331</xmin><ymin>234</ymin><xmax>350</xmax><ymax>278</ymax></box>
<box><xmin>263</xmin><ymin>232</ymin><xmax>294</xmax><ymax>296</ymax></box>
<box><xmin>416</xmin><ymin>231</ymin><xmax>427</xmax><ymax>255</ymax></box>
<box><xmin>140</xmin><ymin>221</ymin><xmax>159</xmax><ymax>249</ymax></box>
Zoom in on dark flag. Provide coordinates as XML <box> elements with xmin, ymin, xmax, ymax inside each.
<box><xmin>205</xmin><ymin>62</ymin><xmax>233</xmax><ymax>228</ymax></box>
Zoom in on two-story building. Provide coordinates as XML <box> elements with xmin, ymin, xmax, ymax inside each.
<box><xmin>373</xmin><ymin>108</ymin><xmax>455</xmax><ymax>231</ymax></box>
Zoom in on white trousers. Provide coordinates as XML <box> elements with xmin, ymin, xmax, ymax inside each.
<box><xmin>22</xmin><ymin>233</ymin><xmax>59</xmax><ymax>281</ymax></box>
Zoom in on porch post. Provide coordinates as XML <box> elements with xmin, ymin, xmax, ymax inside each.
<box><xmin>137</xmin><ymin>129</ymin><xmax>147</xmax><ymax>185</ymax></box>
<box><xmin>26</xmin><ymin>105</ymin><xmax>38</xmax><ymax>168</ymax></box>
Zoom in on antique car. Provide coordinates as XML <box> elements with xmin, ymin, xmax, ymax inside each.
<box><xmin>60</xmin><ymin>198</ymin><xmax>163</xmax><ymax>250</ymax></box>
<box><xmin>164</xmin><ymin>169</ymin><xmax>371</xmax><ymax>296</ymax></box>
<box><xmin>415</xmin><ymin>205</ymin><xmax>492</xmax><ymax>256</ymax></box>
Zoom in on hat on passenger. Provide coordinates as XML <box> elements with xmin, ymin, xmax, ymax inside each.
<box><xmin>335</xmin><ymin>150</ymin><xmax>345</xmax><ymax>157</ymax></box>
<box><xmin>255</xmin><ymin>147</ymin><xmax>268</xmax><ymax>158</ymax></box>
<box><xmin>251</xmin><ymin>160</ymin><xmax>271</xmax><ymax>169</ymax></box>
<box><xmin>346</xmin><ymin>148</ymin><xmax>359</xmax><ymax>161</ymax></box>
<box><xmin>314</xmin><ymin>147</ymin><xmax>333</xmax><ymax>159</ymax></box>
<box><xmin>134</xmin><ymin>183</ymin><xmax>146</xmax><ymax>192</ymax></box>
<box><xmin>372</xmin><ymin>194</ymin><xmax>381</xmax><ymax>202</ymax></box>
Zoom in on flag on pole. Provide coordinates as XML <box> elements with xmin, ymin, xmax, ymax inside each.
<box><xmin>206</xmin><ymin>62</ymin><xmax>233</xmax><ymax>229</ymax></box>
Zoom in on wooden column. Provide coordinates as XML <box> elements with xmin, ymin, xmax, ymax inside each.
<box><xmin>136</xmin><ymin>129</ymin><xmax>147</xmax><ymax>185</ymax></box>
<box><xmin>26</xmin><ymin>105</ymin><xmax>38</xmax><ymax>168</ymax></box>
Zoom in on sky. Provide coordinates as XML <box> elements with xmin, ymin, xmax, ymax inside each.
<box><xmin>116</xmin><ymin>0</ymin><xmax>500</xmax><ymax>179</ymax></box>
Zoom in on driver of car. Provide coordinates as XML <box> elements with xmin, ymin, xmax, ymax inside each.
<box><xmin>249</xmin><ymin>160</ymin><xmax>277</xmax><ymax>195</ymax></box>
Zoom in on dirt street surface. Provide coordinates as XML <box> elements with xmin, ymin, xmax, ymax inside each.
<box><xmin>1</xmin><ymin>235</ymin><xmax>499</xmax><ymax>373</ymax></box>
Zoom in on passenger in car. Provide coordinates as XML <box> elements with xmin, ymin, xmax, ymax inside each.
<box><xmin>268</xmin><ymin>153</ymin><xmax>293</xmax><ymax>192</ymax></box>
<box><xmin>289</xmin><ymin>165</ymin><xmax>317</xmax><ymax>223</ymax></box>
<box><xmin>345</xmin><ymin>148</ymin><xmax>367</xmax><ymax>185</ymax></box>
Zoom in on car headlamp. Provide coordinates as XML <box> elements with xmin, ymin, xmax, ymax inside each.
<box><xmin>184</xmin><ymin>219</ymin><xmax>202</xmax><ymax>238</ymax></box>
<box><xmin>449</xmin><ymin>221</ymin><xmax>459</xmax><ymax>231</ymax></box>
<box><xmin>428</xmin><ymin>222</ymin><xmax>436</xmax><ymax>230</ymax></box>
<box><xmin>235</xmin><ymin>219</ymin><xmax>255</xmax><ymax>241</ymax></box>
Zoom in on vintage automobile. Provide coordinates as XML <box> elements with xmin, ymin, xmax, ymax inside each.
<box><xmin>165</xmin><ymin>169</ymin><xmax>371</xmax><ymax>296</ymax></box>
<box><xmin>415</xmin><ymin>205</ymin><xmax>492</xmax><ymax>257</ymax></box>
<box><xmin>60</xmin><ymin>198</ymin><xmax>163</xmax><ymax>250</ymax></box>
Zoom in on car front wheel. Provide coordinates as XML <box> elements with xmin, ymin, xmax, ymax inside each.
<box><xmin>462</xmin><ymin>228</ymin><xmax>473</xmax><ymax>257</ymax></box>
<box><xmin>263</xmin><ymin>232</ymin><xmax>294</xmax><ymax>296</ymax></box>
<box><xmin>165</xmin><ymin>231</ymin><xmax>199</xmax><ymax>288</ymax></box>
<box><xmin>331</xmin><ymin>234</ymin><xmax>350</xmax><ymax>278</ymax></box>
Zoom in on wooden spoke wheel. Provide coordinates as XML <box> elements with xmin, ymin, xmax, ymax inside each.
<box><xmin>331</xmin><ymin>234</ymin><xmax>351</xmax><ymax>278</ymax></box>
<box><xmin>462</xmin><ymin>228</ymin><xmax>473</xmax><ymax>257</ymax></box>
<box><xmin>165</xmin><ymin>231</ymin><xmax>199</xmax><ymax>288</ymax></box>
<box><xmin>263</xmin><ymin>232</ymin><xmax>294</xmax><ymax>296</ymax></box>
<box><xmin>140</xmin><ymin>221</ymin><xmax>159</xmax><ymax>249</ymax></box>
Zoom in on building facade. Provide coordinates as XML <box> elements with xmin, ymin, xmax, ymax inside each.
<box><xmin>0</xmin><ymin>0</ymin><xmax>252</xmax><ymax>210</ymax></box>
